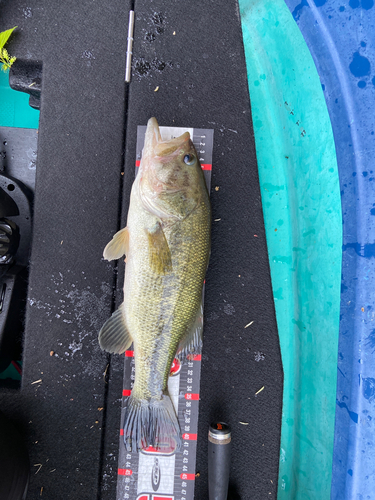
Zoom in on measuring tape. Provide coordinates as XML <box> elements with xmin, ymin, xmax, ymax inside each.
<box><xmin>116</xmin><ymin>126</ymin><xmax>214</xmax><ymax>500</ymax></box>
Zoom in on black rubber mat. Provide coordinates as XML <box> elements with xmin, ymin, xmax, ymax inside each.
<box><xmin>0</xmin><ymin>1</ymin><xmax>283</xmax><ymax>499</ymax></box>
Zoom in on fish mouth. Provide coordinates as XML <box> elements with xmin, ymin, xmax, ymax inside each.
<box><xmin>144</xmin><ymin>117</ymin><xmax>190</xmax><ymax>158</ymax></box>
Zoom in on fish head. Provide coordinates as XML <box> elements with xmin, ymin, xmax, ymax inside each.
<box><xmin>139</xmin><ymin>117</ymin><xmax>207</xmax><ymax>220</ymax></box>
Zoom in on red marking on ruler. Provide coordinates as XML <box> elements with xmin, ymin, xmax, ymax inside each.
<box><xmin>180</xmin><ymin>473</ymin><xmax>196</xmax><ymax>480</ymax></box>
<box><xmin>143</xmin><ymin>439</ymin><xmax>177</xmax><ymax>455</ymax></box>
<box><xmin>125</xmin><ymin>350</ymin><xmax>134</xmax><ymax>357</ymax></box>
<box><xmin>184</xmin><ymin>393</ymin><xmax>199</xmax><ymax>400</ymax></box>
<box><xmin>170</xmin><ymin>357</ymin><xmax>181</xmax><ymax>375</ymax></box>
<box><xmin>136</xmin><ymin>495</ymin><xmax>149</xmax><ymax>500</ymax></box>
<box><xmin>118</xmin><ymin>468</ymin><xmax>132</xmax><ymax>476</ymax></box>
<box><xmin>187</xmin><ymin>353</ymin><xmax>202</xmax><ymax>361</ymax></box>
<box><xmin>182</xmin><ymin>433</ymin><xmax>197</xmax><ymax>440</ymax></box>
<box><xmin>123</xmin><ymin>389</ymin><xmax>131</xmax><ymax>397</ymax></box>
<box><xmin>153</xmin><ymin>497</ymin><xmax>174</xmax><ymax>500</ymax></box>
<box><xmin>135</xmin><ymin>160</ymin><xmax>141</xmax><ymax>167</ymax></box>
<box><xmin>120</xmin><ymin>429</ymin><xmax>124</xmax><ymax>436</ymax></box>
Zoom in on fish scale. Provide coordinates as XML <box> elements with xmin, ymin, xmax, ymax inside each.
<box><xmin>126</xmin><ymin>194</ymin><xmax>210</xmax><ymax>400</ymax></box>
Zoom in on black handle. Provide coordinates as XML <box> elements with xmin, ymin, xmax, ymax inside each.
<box><xmin>208</xmin><ymin>422</ymin><xmax>231</xmax><ymax>500</ymax></box>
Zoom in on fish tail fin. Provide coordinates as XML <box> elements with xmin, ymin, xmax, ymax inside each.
<box><xmin>123</xmin><ymin>392</ymin><xmax>181</xmax><ymax>452</ymax></box>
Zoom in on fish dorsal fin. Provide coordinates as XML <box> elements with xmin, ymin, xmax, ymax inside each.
<box><xmin>103</xmin><ymin>227</ymin><xmax>129</xmax><ymax>261</ymax></box>
<box><xmin>146</xmin><ymin>223</ymin><xmax>172</xmax><ymax>275</ymax></box>
<box><xmin>176</xmin><ymin>304</ymin><xmax>204</xmax><ymax>359</ymax></box>
<box><xmin>98</xmin><ymin>304</ymin><xmax>133</xmax><ymax>354</ymax></box>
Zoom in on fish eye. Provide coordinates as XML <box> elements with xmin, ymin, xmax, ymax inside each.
<box><xmin>183</xmin><ymin>154</ymin><xmax>196</xmax><ymax>166</ymax></box>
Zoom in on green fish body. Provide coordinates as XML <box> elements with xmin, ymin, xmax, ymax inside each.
<box><xmin>99</xmin><ymin>117</ymin><xmax>211</xmax><ymax>451</ymax></box>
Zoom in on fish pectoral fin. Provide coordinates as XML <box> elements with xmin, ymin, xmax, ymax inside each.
<box><xmin>98</xmin><ymin>304</ymin><xmax>133</xmax><ymax>354</ymax></box>
<box><xmin>146</xmin><ymin>223</ymin><xmax>172</xmax><ymax>275</ymax></box>
<box><xmin>103</xmin><ymin>227</ymin><xmax>129</xmax><ymax>261</ymax></box>
<box><xmin>176</xmin><ymin>304</ymin><xmax>204</xmax><ymax>359</ymax></box>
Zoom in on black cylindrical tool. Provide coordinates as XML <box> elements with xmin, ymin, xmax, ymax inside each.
<box><xmin>208</xmin><ymin>422</ymin><xmax>231</xmax><ymax>500</ymax></box>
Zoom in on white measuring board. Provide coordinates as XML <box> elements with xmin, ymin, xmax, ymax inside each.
<box><xmin>116</xmin><ymin>125</ymin><xmax>214</xmax><ymax>500</ymax></box>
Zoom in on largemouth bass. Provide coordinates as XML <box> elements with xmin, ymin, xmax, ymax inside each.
<box><xmin>99</xmin><ymin>117</ymin><xmax>211</xmax><ymax>452</ymax></box>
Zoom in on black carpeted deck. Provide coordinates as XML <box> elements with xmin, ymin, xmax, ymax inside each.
<box><xmin>0</xmin><ymin>1</ymin><xmax>283</xmax><ymax>498</ymax></box>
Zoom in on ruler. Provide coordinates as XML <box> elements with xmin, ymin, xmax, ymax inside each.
<box><xmin>116</xmin><ymin>126</ymin><xmax>214</xmax><ymax>500</ymax></box>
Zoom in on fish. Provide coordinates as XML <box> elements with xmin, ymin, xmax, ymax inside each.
<box><xmin>98</xmin><ymin>117</ymin><xmax>211</xmax><ymax>452</ymax></box>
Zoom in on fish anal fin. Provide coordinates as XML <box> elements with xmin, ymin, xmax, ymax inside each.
<box><xmin>98</xmin><ymin>304</ymin><xmax>132</xmax><ymax>354</ymax></box>
<box><xmin>176</xmin><ymin>304</ymin><xmax>204</xmax><ymax>359</ymax></box>
<box><xmin>103</xmin><ymin>227</ymin><xmax>129</xmax><ymax>261</ymax></box>
<box><xmin>146</xmin><ymin>223</ymin><xmax>172</xmax><ymax>275</ymax></box>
